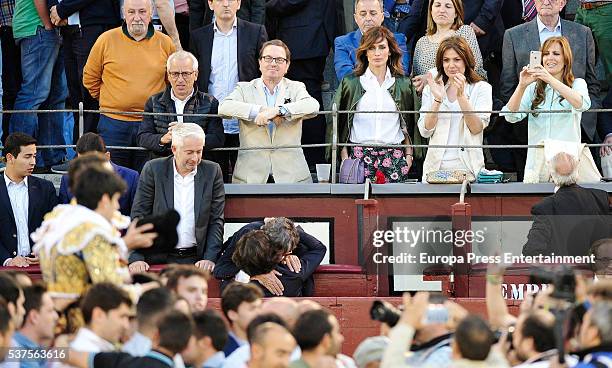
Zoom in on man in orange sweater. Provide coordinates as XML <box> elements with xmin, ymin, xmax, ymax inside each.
<box><xmin>83</xmin><ymin>0</ymin><xmax>175</xmax><ymax>172</ymax></box>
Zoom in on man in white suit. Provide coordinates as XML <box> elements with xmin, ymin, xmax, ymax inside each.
<box><xmin>218</xmin><ymin>40</ymin><xmax>320</xmax><ymax>184</ymax></box>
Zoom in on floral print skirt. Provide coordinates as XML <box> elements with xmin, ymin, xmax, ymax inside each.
<box><xmin>350</xmin><ymin>145</ymin><xmax>411</xmax><ymax>184</ymax></box>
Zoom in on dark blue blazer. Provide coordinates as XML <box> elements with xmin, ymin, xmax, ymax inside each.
<box><xmin>463</xmin><ymin>0</ymin><xmax>504</xmax><ymax>55</ymax></box>
<box><xmin>214</xmin><ymin>221</ymin><xmax>327</xmax><ymax>297</ymax></box>
<box><xmin>47</xmin><ymin>0</ymin><xmax>120</xmax><ymax>27</ymax></box>
<box><xmin>58</xmin><ymin>162</ymin><xmax>139</xmax><ymax>217</ymax></box>
<box><xmin>334</xmin><ymin>29</ymin><xmax>411</xmax><ymax>82</ymax></box>
<box><xmin>222</xmin><ymin>334</ymin><xmax>242</xmax><ymax>357</ymax></box>
<box><xmin>0</xmin><ymin>175</ymin><xmax>57</xmax><ymax>264</ymax></box>
<box><xmin>265</xmin><ymin>0</ymin><xmax>336</xmax><ymax>60</ymax></box>
<box><xmin>383</xmin><ymin>0</ymin><xmax>426</xmax><ymax>52</ymax></box>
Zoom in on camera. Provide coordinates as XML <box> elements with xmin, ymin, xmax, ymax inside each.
<box><xmin>370</xmin><ymin>299</ymin><xmax>450</xmax><ymax>327</ymax></box>
<box><xmin>529</xmin><ymin>265</ymin><xmax>576</xmax><ymax>302</ymax></box>
<box><xmin>370</xmin><ymin>300</ymin><xmax>401</xmax><ymax>327</ymax></box>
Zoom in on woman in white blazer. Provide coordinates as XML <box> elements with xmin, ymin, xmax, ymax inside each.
<box><xmin>418</xmin><ymin>36</ymin><xmax>492</xmax><ymax>182</ymax></box>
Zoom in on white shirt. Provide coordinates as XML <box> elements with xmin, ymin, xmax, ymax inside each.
<box><xmin>350</xmin><ymin>68</ymin><xmax>404</xmax><ymax>145</ymax></box>
<box><xmin>3</xmin><ymin>174</ymin><xmax>29</xmax><ymax>266</ymax></box>
<box><xmin>208</xmin><ymin>18</ymin><xmax>240</xmax><ymax>134</ymax></box>
<box><xmin>70</xmin><ymin>327</ymin><xmax>115</xmax><ymax>352</ymax></box>
<box><xmin>173</xmin><ymin>160</ymin><xmax>197</xmax><ymax>249</ymax></box>
<box><xmin>536</xmin><ymin>15</ymin><xmax>562</xmax><ymax>45</ymax></box>
<box><xmin>170</xmin><ymin>89</ymin><xmax>194</xmax><ymax>123</ymax></box>
<box><xmin>221</xmin><ymin>344</ymin><xmax>301</xmax><ymax>368</ymax></box>
<box><xmin>57</xmin><ymin>0</ymin><xmax>80</xmax><ymax>26</ymax></box>
<box><xmin>441</xmin><ymin>98</ymin><xmax>462</xmax><ymax>165</ymax></box>
<box><xmin>122</xmin><ymin>331</ymin><xmax>152</xmax><ymax>356</ymax></box>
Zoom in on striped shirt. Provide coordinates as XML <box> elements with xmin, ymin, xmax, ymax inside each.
<box><xmin>4</xmin><ymin>173</ymin><xmax>30</xmax><ymax>257</ymax></box>
<box><xmin>0</xmin><ymin>0</ymin><xmax>15</xmax><ymax>27</ymax></box>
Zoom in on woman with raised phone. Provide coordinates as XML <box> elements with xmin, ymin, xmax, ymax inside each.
<box><xmin>418</xmin><ymin>36</ymin><xmax>492</xmax><ymax>183</ymax></box>
<box><xmin>501</xmin><ymin>36</ymin><xmax>599</xmax><ymax>183</ymax></box>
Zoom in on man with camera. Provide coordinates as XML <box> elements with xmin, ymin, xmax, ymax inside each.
<box><xmin>376</xmin><ymin>293</ymin><xmax>452</xmax><ymax>366</ymax></box>
<box><xmin>380</xmin><ymin>292</ymin><xmax>507</xmax><ymax>368</ymax></box>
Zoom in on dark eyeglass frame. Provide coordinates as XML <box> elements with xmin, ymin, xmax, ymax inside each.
<box><xmin>260</xmin><ymin>55</ymin><xmax>288</xmax><ymax>65</ymax></box>
<box><xmin>168</xmin><ymin>71</ymin><xmax>195</xmax><ymax>79</ymax></box>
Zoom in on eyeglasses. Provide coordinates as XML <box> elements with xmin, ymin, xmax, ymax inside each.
<box><xmin>260</xmin><ymin>56</ymin><xmax>288</xmax><ymax>65</ymax></box>
<box><xmin>168</xmin><ymin>71</ymin><xmax>195</xmax><ymax>80</ymax></box>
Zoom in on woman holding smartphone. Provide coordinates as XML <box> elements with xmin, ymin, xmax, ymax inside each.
<box><xmin>501</xmin><ymin>36</ymin><xmax>597</xmax><ymax>183</ymax></box>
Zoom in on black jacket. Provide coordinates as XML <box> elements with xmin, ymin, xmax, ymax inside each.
<box><xmin>265</xmin><ymin>0</ymin><xmax>336</xmax><ymax>60</ymax></box>
<box><xmin>137</xmin><ymin>85</ymin><xmax>224</xmax><ymax>157</ymax></box>
<box><xmin>463</xmin><ymin>0</ymin><xmax>504</xmax><ymax>56</ymax></box>
<box><xmin>48</xmin><ymin>0</ymin><xmax>121</xmax><ymax>27</ymax></box>
<box><xmin>0</xmin><ymin>175</ymin><xmax>57</xmax><ymax>264</ymax></box>
<box><xmin>190</xmin><ymin>18</ymin><xmax>267</xmax><ymax>93</ymax></box>
<box><xmin>523</xmin><ymin>185</ymin><xmax>611</xmax><ymax>257</ymax></box>
<box><xmin>213</xmin><ymin>221</ymin><xmax>327</xmax><ymax>297</ymax></box>
<box><xmin>188</xmin><ymin>0</ymin><xmax>266</xmax><ymax>30</ymax></box>
<box><xmin>130</xmin><ymin>157</ymin><xmax>225</xmax><ymax>263</ymax></box>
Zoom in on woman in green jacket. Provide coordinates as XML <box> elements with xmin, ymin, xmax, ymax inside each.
<box><xmin>332</xmin><ymin>26</ymin><xmax>417</xmax><ymax>183</ymax></box>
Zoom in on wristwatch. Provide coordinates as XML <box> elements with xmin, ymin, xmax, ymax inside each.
<box><xmin>278</xmin><ymin>106</ymin><xmax>289</xmax><ymax>117</ymax></box>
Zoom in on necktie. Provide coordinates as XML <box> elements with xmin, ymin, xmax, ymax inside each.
<box><xmin>523</xmin><ymin>0</ymin><xmax>537</xmax><ymax>21</ymax></box>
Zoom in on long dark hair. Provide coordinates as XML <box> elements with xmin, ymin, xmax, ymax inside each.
<box><xmin>435</xmin><ymin>36</ymin><xmax>484</xmax><ymax>85</ymax></box>
<box><xmin>531</xmin><ymin>36</ymin><xmax>574</xmax><ymax>117</ymax></box>
<box><xmin>354</xmin><ymin>26</ymin><xmax>404</xmax><ymax>77</ymax></box>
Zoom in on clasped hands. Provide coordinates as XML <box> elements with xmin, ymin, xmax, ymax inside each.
<box><xmin>426</xmin><ymin>72</ymin><xmax>467</xmax><ymax>101</ymax></box>
<box><xmin>49</xmin><ymin>6</ymin><xmax>68</xmax><ymax>27</ymax></box>
<box><xmin>254</xmin><ymin>106</ymin><xmax>284</xmax><ymax>127</ymax></box>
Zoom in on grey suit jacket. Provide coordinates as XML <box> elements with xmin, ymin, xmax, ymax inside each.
<box><xmin>499</xmin><ymin>19</ymin><xmax>600</xmax><ymax>140</ymax></box>
<box><xmin>130</xmin><ymin>156</ymin><xmax>225</xmax><ymax>262</ymax></box>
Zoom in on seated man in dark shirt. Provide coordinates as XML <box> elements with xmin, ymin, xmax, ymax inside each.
<box><xmin>213</xmin><ymin>217</ymin><xmax>326</xmax><ymax>297</ymax></box>
<box><xmin>66</xmin><ymin>310</ymin><xmax>194</xmax><ymax>368</ymax></box>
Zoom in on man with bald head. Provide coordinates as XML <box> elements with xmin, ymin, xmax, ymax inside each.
<box><xmin>247</xmin><ymin>322</ymin><xmax>296</xmax><ymax>368</ymax></box>
<box><xmin>523</xmin><ymin>152</ymin><xmax>611</xmax><ymax>257</ymax></box>
<box><xmin>83</xmin><ymin>0</ymin><xmax>176</xmax><ymax>171</ymax></box>
<box><xmin>222</xmin><ymin>298</ymin><xmax>300</xmax><ymax>368</ymax></box>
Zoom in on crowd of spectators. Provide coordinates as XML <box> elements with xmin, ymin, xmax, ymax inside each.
<box><xmin>0</xmin><ymin>0</ymin><xmax>609</xmax><ymax>183</ymax></box>
<box><xmin>0</xmin><ymin>254</ymin><xmax>610</xmax><ymax>368</ymax></box>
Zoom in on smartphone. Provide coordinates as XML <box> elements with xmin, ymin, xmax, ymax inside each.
<box><xmin>529</xmin><ymin>51</ymin><xmax>542</xmax><ymax>69</ymax></box>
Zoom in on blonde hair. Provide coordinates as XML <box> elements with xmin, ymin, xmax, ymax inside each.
<box><xmin>171</xmin><ymin>123</ymin><xmax>206</xmax><ymax>148</ymax></box>
<box><xmin>167</xmin><ymin>50</ymin><xmax>199</xmax><ymax>71</ymax></box>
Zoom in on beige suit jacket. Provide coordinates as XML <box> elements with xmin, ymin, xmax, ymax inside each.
<box><xmin>219</xmin><ymin>78</ymin><xmax>320</xmax><ymax>183</ymax></box>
